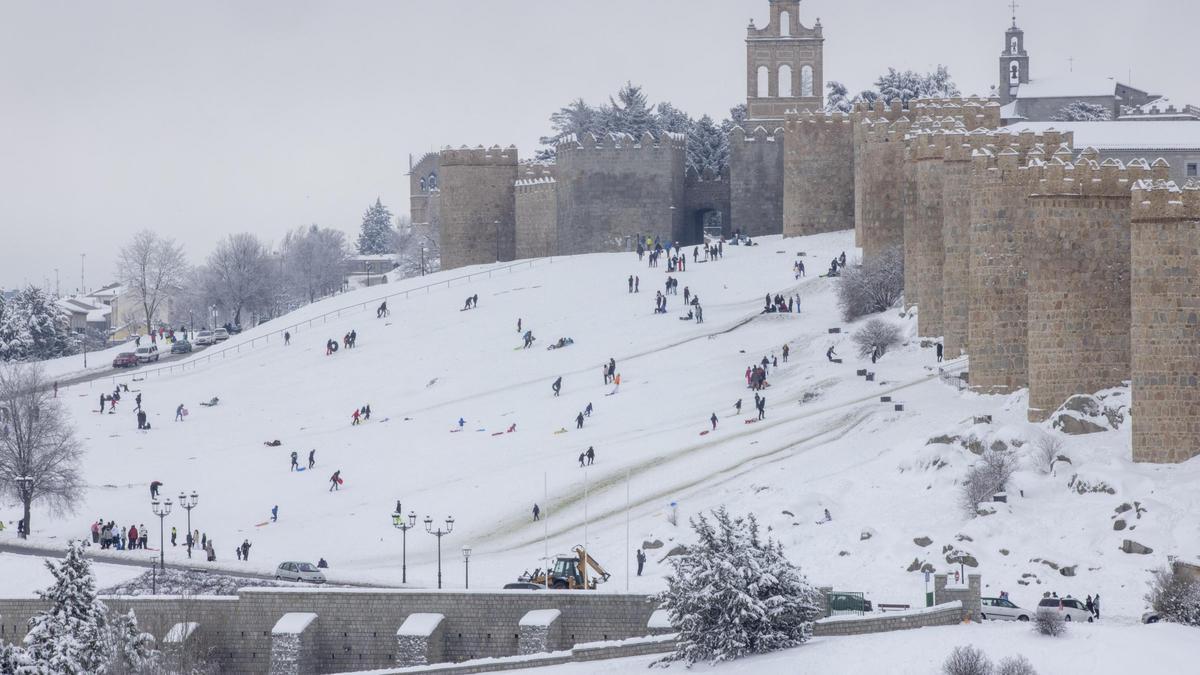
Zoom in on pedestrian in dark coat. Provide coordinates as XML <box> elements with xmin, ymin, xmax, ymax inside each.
<box><xmin>637</xmin><ymin>549</ymin><xmax>646</xmax><ymax>576</ymax></box>
<box><xmin>586</xmin><ymin>446</ymin><xmax>595</xmax><ymax>465</ymax></box>
<box><xmin>710</xmin><ymin>413</ymin><xmax>718</xmax><ymax>430</ymax></box>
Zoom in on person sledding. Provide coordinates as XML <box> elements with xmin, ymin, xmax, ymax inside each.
<box><xmin>546</xmin><ymin>337</ymin><xmax>574</xmax><ymax>350</ymax></box>
<box><xmin>329</xmin><ymin>470</ymin><xmax>342</xmax><ymax>491</ymax></box>
<box><xmin>200</xmin><ymin>397</ymin><xmax>220</xmax><ymax>407</ymax></box>
<box><xmin>522</xmin><ymin>330</ymin><xmax>536</xmax><ymax>349</ymax></box>
<box><xmin>377</xmin><ymin>301</ymin><xmax>389</xmax><ymax>318</ymax></box>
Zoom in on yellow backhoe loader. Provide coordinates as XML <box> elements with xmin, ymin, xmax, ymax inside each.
<box><xmin>517</xmin><ymin>545</ymin><xmax>612</xmax><ymax>589</ymax></box>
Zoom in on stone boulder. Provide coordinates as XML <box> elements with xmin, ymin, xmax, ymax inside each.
<box><xmin>1121</xmin><ymin>539</ymin><xmax>1153</xmax><ymax>555</ymax></box>
<box><xmin>659</xmin><ymin>544</ymin><xmax>688</xmax><ymax>562</ymax></box>
<box><xmin>1061</xmin><ymin>394</ymin><xmax>1102</xmax><ymax>417</ymax></box>
<box><xmin>913</xmin><ymin>536</ymin><xmax>933</xmax><ymax>548</ymax></box>
<box><xmin>1060</xmin><ymin>565</ymin><xmax>1077</xmax><ymax>577</ymax></box>
<box><xmin>1053</xmin><ymin>414</ymin><xmax>1107</xmax><ymax>435</ymax></box>
<box><xmin>1113</xmin><ymin>519</ymin><xmax>1127</xmax><ymax>531</ymax></box>
<box><xmin>641</xmin><ymin>539</ymin><xmax>664</xmax><ymax>550</ymax></box>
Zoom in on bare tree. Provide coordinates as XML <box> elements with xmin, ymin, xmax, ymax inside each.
<box><xmin>0</xmin><ymin>363</ymin><xmax>84</xmax><ymax>536</ymax></box>
<box><xmin>281</xmin><ymin>224</ymin><xmax>349</xmax><ymax>303</ymax></box>
<box><xmin>942</xmin><ymin>645</ymin><xmax>991</xmax><ymax>675</ymax></box>
<box><xmin>393</xmin><ymin>216</ymin><xmax>440</xmax><ymax>279</ymax></box>
<box><xmin>204</xmin><ymin>233</ymin><xmax>273</xmax><ymax>327</ymax></box>
<box><xmin>851</xmin><ymin>318</ymin><xmax>903</xmax><ymax>359</ymax></box>
<box><xmin>959</xmin><ymin>449</ymin><xmax>1018</xmax><ymax>518</ymax></box>
<box><xmin>116</xmin><ymin>230</ymin><xmax>187</xmax><ymax>336</ymax></box>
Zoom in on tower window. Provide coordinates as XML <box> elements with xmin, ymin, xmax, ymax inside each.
<box><xmin>1010</xmin><ymin>36</ymin><xmax>1018</xmax><ymax>54</ymax></box>
<box><xmin>1009</xmin><ymin>61</ymin><xmax>1020</xmax><ymax>85</ymax></box>
<box><xmin>779</xmin><ymin>10</ymin><xmax>791</xmax><ymax>37</ymax></box>
<box><xmin>801</xmin><ymin>65</ymin><xmax>814</xmax><ymax>97</ymax></box>
<box><xmin>778</xmin><ymin>65</ymin><xmax>793</xmax><ymax>98</ymax></box>
<box><xmin>1187</xmin><ymin>163</ymin><xmax>1198</xmax><ymax>177</ymax></box>
<box><xmin>757</xmin><ymin>66</ymin><xmax>770</xmax><ymax>98</ymax></box>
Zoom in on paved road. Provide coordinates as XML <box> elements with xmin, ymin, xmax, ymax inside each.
<box><xmin>53</xmin><ymin>341</ymin><xmax>215</xmax><ymax>391</ymax></box>
<box><xmin>0</xmin><ymin>540</ymin><xmax>393</xmax><ymax>589</ymax></box>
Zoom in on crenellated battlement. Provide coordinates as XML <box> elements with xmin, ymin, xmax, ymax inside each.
<box><xmin>730</xmin><ymin>125</ymin><xmax>784</xmax><ymax>143</ymax></box>
<box><xmin>514</xmin><ymin>176</ymin><xmax>556</xmax><ymax>193</ymax></box>
<box><xmin>1132</xmin><ymin>177</ymin><xmax>1200</xmax><ymax>222</ymax></box>
<box><xmin>440</xmin><ymin>144</ymin><xmax>519</xmax><ymax>167</ymax></box>
<box><xmin>556</xmin><ymin>131</ymin><xmax>686</xmax><ymax>155</ymax></box>
<box><xmin>1032</xmin><ymin>155</ymin><xmax>1165</xmax><ymax>197</ymax></box>
<box><xmin>785</xmin><ymin>109</ymin><xmax>853</xmax><ymax>131</ymax></box>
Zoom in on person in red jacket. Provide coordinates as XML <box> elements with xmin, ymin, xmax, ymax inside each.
<box><xmin>351</xmin><ymin>409</ymin><xmax>361</xmax><ymax>426</ymax></box>
<box><xmin>128</xmin><ymin>525</ymin><xmax>139</xmax><ymax>549</ymax></box>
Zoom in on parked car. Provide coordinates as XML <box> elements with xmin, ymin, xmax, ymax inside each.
<box><xmin>224</xmin><ymin>323</ymin><xmax>242</xmax><ymax>335</ymax></box>
<box><xmin>275</xmin><ymin>561</ymin><xmax>326</xmax><ymax>584</ymax></box>
<box><xmin>171</xmin><ymin>339</ymin><xmax>193</xmax><ymax>354</ymax></box>
<box><xmin>195</xmin><ymin>330</ymin><xmax>216</xmax><ymax>346</ymax></box>
<box><xmin>112</xmin><ymin>352</ymin><xmax>139</xmax><ymax>369</ymax></box>
<box><xmin>135</xmin><ymin>345</ymin><xmax>160</xmax><ymax>363</ymax></box>
<box><xmin>1037</xmin><ymin>596</ymin><xmax>1093</xmax><ymax>622</ymax></box>
<box><xmin>981</xmin><ymin>597</ymin><xmax>1031</xmax><ymax>621</ymax></box>
<box><xmin>213</xmin><ymin>328</ymin><xmax>230</xmax><ymax>342</ymax></box>
<box><xmin>827</xmin><ymin>592</ymin><xmax>873</xmax><ymax>615</ymax></box>
<box><xmin>1142</xmin><ymin>610</ymin><xmax>1161</xmax><ymax>624</ymax></box>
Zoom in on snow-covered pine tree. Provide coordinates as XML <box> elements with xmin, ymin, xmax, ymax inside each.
<box><xmin>687</xmin><ymin>115</ymin><xmax>729</xmax><ymax>176</ymax></box>
<box><xmin>657</xmin><ymin>507</ymin><xmax>823</xmax><ymax>666</ymax></box>
<box><xmin>604</xmin><ymin>82</ymin><xmax>659</xmax><ymax>140</ymax></box>
<box><xmin>24</xmin><ymin>540</ymin><xmax>112</xmax><ymax>674</ymax></box>
<box><xmin>656</xmin><ymin>102</ymin><xmax>694</xmax><ymax>136</ymax></box>
<box><xmin>873</xmin><ymin>65</ymin><xmax>960</xmax><ymax>105</ymax></box>
<box><xmin>824</xmin><ymin>81</ymin><xmax>854</xmax><ymax>113</ymax></box>
<box><xmin>356</xmin><ymin>198</ymin><xmax>396</xmax><ymax>255</ymax></box>
<box><xmin>20</xmin><ymin>287</ymin><xmax>74</xmax><ymax>361</ymax></box>
<box><xmin>720</xmin><ymin>104</ymin><xmax>748</xmax><ymax>135</ymax></box>
<box><xmin>1051</xmin><ymin>101</ymin><xmax>1113</xmax><ymax>121</ymax></box>
<box><xmin>107</xmin><ymin>609</ymin><xmax>159</xmax><ymax>674</ymax></box>
<box><xmin>0</xmin><ymin>640</ymin><xmax>34</xmax><ymax>672</ymax></box>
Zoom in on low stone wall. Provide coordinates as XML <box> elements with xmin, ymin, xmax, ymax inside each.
<box><xmin>0</xmin><ymin>589</ymin><xmax>657</xmax><ymax>675</ymax></box>
<box><xmin>812</xmin><ymin>602</ymin><xmax>963</xmax><ymax>637</ymax></box>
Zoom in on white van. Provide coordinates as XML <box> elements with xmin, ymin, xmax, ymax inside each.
<box><xmin>135</xmin><ymin>344</ymin><xmax>160</xmax><ymax>363</ymax></box>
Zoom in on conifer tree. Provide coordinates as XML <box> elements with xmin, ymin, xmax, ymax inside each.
<box><xmin>356</xmin><ymin>198</ymin><xmax>396</xmax><ymax>255</ymax></box>
<box><xmin>109</xmin><ymin>610</ymin><xmax>159</xmax><ymax>674</ymax></box>
<box><xmin>24</xmin><ymin>540</ymin><xmax>112</xmax><ymax>674</ymax></box>
<box><xmin>687</xmin><ymin>115</ymin><xmax>729</xmax><ymax>176</ymax></box>
<box><xmin>604</xmin><ymin>82</ymin><xmax>659</xmax><ymax>140</ymax></box>
<box><xmin>657</xmin><ymin>507</ymin><xmax>823</xmax><ymax>666</ymax></box>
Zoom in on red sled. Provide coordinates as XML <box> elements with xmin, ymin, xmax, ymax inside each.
<box><xmin>337</xmin><ymin>477</ymin><xmax>344</xmax><ymax>484</ymax></box>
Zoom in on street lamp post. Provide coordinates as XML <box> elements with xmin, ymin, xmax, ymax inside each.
<box><xmin>391</xmin><ymin>508</ymin><xmax>417</xmax><ymax>584</ymax></box>
<box><xmin>151</xmin><ymin>498</ymin><xmax>173</xmax><ymax>574</ymax></box>
<box><xmin>420</xmin><ymin>247</ymin><xmax>427</xmax><ymax>276</ymax></box>
<box><xmin>462</xmin><ymin>545</ymin><xmax>472</xmax><ymax>589</ymax></box>
<box><xmin>424</xmin><ymin>515</ymin><xmax>454</xmax><ymax>589</ymax></box>
<box><xmin>366</xmin><ymin>261</ymin><xmax>373</xmax><ymax>288</ymax></box>
<box><xmin>15</xmin><ymin>476</ymin><xmax>33</xmax><ymax>538</ymax></box>
<box><xmin>494</xmin><ymin>220</ymin><xmax>500</xmax><ymax>263</ymax></box>
<box><xmin>178</xmin><ymin>492</ymin><xmax>199</xmax><ymax>558</ymax></box>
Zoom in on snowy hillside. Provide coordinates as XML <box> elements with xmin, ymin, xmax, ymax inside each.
<box><xmin>4</xmin><ymin>230</ymin><xmax>1198</xmax><ymax>620</ymax></box>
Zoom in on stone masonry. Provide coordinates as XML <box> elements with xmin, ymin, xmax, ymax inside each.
<box><xmin>784</xmin><ymin>110</ymin><xmax>854</xmax><ymax>238</ymax></box>
<box><xmin>1026</xmin><ymin>156</ymin><xmax>1163</xmax><ymax>421</ymax></box>
<box><xmin>912</xmin><ymin>126</ymin><xmax>956</xmax><ymax>337</ymax></box>
<box><xmin>855</xmin><ymin>114</ymin><xmax>910</xmax><ymax>261</ymax></box>
<box><xmin>933</xmin><ymin>573</ymin><xmax>982</xmax><ymax>622</ymax></box>
<box><xmin>730</xmin><ymin>126</ymin><xmax>784</xmax><ymax>236</ymax></box>
<box><xmin>555</xmin><ymin>132</ymin><xmax>686</xmax><ymax>255</ymax></box>
<box><xmin>940</xmin><ymin>130</ymin><xmax>989</xmax><ymax>357</ymax></box>
<box><xmin>438</xmin><ymin>146</ymin><xmax>519</xmax><ymax>270</ymax></box>
<box><xmin>1130</xmin><ymin>178</ymin><xmax>1200</xmax><ymax>462</ymax></box>
<box><xmin>514</xmin><ymin>177</ymin><xmax>558</xmax><ymax>260</ymax></box>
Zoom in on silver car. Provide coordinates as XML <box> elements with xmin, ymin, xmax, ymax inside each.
<box><xmin>1037</xmin><ymin>596</ymin><xmax>1093</xmax><ymax>622</ymax></box>
<box><xmin>195</xmin><ymin>330</ymin><xmax>216</xmax><ymax>346</ymax></box>
<box><xmin>275</xmin><ymin>561</ymin><xmax>326</xmax><ymax>584</ymax></box>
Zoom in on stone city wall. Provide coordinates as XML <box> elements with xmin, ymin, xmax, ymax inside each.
<box><xmin>1130</xmin><ymin>178</ymin><xmax>1200</xmax><ymax>463</ymax></box>
<box><xmin>730</xmin><ymin>125</ymin><xmax>784</xmax><ymax>237</ymax></box>
<box><xmin>783</xmin><ymin>110</ymin><xmax>855</xmax><ymax>238</ymax></box>
<box><xmin>514</xmin><ymin>177</ymin><xmax>558</xmax><ymax>260</ymax></box>
<box><xmin>438</xmin><ymin>146</ymin><xmax>519</xmax><ymax>270</ymax></box>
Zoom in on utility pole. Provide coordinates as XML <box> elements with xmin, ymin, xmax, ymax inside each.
<box><xmin>54</xmin><ymin>268</ymin><xmax>60</xmax><ymax>298</ymax></box>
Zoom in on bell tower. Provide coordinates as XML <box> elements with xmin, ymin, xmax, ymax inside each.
<box><xmin>746</xmin><ymin>0</ymin><xmax>824</xmax><ymax>123</ymax></box>
<box><xmin>999</xmin><ymin>9</ymin><xmax>1030</xmax><ymax>106</ymax></box>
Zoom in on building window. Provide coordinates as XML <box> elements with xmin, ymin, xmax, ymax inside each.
<box><xmin>757</xmin><ymin>66</ymin><xmax>770</xmax><ymax>98</ymax></box>
<box><xmin>1010</xmin><ymin>36</ymin><xmax>1018</xmax><ymax>54</ymax></box>
<box><xmin>801</xmin><ymin>65</ymin><xmax>814</xmax><ymax>97</ymax></box>
<box><xmin>779</xmin><ymin>10</ymin><xmax>791</xmax><ymax>37</ymax></box>
<box><xmin>1188</xmin><ymin>163</ymin><xmax>1198</xmax><ymax>177</ymax></box>
<box><xmin>778</xmin><ymin>65</ymin><xmax>793</xmax><ymax>98</ymax></box>
<box><xmin>1009</xmin><ymin>61</ymin><xmax>1020</xmax><ymax>85</ymax></box>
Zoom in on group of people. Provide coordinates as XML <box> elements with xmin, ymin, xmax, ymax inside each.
<box><xmin>602</xmin><ymin>358</ymin><xmax>617</xmax><ymax>385</ymax></box>
<box><xmin>324</xmin><ymin>330</ymin><xmax>357</xmax><ymax>354</ymax></box>
<box><xmin>98</xmin><ymin>383</ymin><xmax>129</xmax><ymax>414</ymax></box>
<box><xmin>763</xmin><ymin>292</ymin><xmax>800</xmax><ymax>314</ymax></box>
<box><xmin>793</xmin><ymin>260</ymin><xmax>806</xmax><ymax>278</ymax></box>
<box><xmin>826</xmin><ymin>251</ymin><xmax>848</xmax><ymax>277</ymax></box>
<box><xmin>90</xmin><ymin>519</ymin><xmax>148</xmax><ymax>550</ymax></box>
<box><xmin>289</xmin><ymin>449</ymin><xmax>317</xmax><ymax>471</ymax></box>
<box><xmin>234</xmin><ymin>539</ymin><xmax>253</xmax><ymax>561</ymax></box>
<box><xmin>626</xmin><ymin>275</ymin><xmax>641</xmax><ymax>293</ymax></box>
<box><xmin>351</xmin><ymin>404</ymin><xmax>372</xmax><ymax>425</ymax></box>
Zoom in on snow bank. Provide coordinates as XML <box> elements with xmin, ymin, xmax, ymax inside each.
<box><xmin>163</xmin><ymin>621</ymin><xmax>198</xmax><ymax>644</ymax></box>
<box><xmin>816</xmin><ymin>600</ymin><xmax>961</xmax><ymax>625</ymax></box>
<box><xmin>396</xmin><ymin>613</ymin><xmax>444</xmax><ymax>637</ymax></box>
<box><xmin>518</xmin><ymin>609</ymin><xmax>561</xmax><ymax>627</ymax></box>
<box><xmin>272</xmin><ymin>612</ymin><xmax>318</xmax><ymax>635</ymax></box>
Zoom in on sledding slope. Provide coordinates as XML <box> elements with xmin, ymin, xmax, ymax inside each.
<box><xmin>14</xmin><ymin>230</ymin><xmax>1200</xmax><ymax>619</ymax></box>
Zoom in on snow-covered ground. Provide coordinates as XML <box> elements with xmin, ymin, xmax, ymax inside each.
<box><xmin>509</xmin><ymin>622</ymin><xmax>1198</xmax><ymax>674</ymax></box>
<box><xmin>0</xmin><ymin>551</ymin><xmax>144</xmax><ymax>597</ymax></box>
<box><xmin>2</xmin><ymin>230</ymin><xmax>1198</xmax><ymax>626</ymax></box>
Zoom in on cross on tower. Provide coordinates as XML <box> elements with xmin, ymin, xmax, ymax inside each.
<box><xmin>1009</xmin><ymin>0</ymin><xmax>1020</xmax><ymax>26</ymax></box>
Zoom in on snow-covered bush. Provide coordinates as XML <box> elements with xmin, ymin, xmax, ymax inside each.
<box><xmin>959</xmin><ymin>450</ymin><xmax>1017</xmax><ymax>518</ymax></box>
<box><xmin>1050</xmin><ymin>101</ymin><xmax>1113</xmax><ymax>122</ymax></box>
<box><xmin>996</xmin><ymin>655</ymin><xmax>1038</xmax><ymax>675</ymax></box>
<box><xmin>943</xmin><ymin>645</ymin><xmax>991</xmax><ymax>675</ymax></box>
<box><xmin>1146</xmin><ymin>565</ymin><xmax>1200</xmax><ymax>626</ymax></box>
<box><xmin>1032</xmin><ymin>435</ymin><xmax>1064</xmax><ymax>474</ymax></box>
<box><xmin>656</xmin><ymin>507</ymin><xmax>823</xmax><ymax>666</ymax></box>
<box><xmin>837</xmin><ymin>246</ymin><xmax>904</xmax><ymax>321</ymax></box>
<box><xmin>1034</xmin><ymin>610</ymin><xmax>1067</xmax><ymax>637</ymax></box>
<box><xmin>852</xmin><ymin>318</ymin><xmax>903</xmax><ymax>359</ymax></box>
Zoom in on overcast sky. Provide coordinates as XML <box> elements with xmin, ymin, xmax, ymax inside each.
<box><xmin>2</xmin><ymin>0</ymin><xmax>1197</xmax><ymax>292</ymax></box>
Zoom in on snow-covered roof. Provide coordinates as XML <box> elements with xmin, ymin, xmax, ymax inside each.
<box><xmin>56</xmin><ymin>297</ymin><xmax>100</xmax><ymax>314</ymax></box>
<box><xmin>518</xmin><ymin>609</ymin><xmax>561</xmax><ymax>627</ymax></box>
<box><xmin>86</xmin><ymin>306</ymin><xmax>112</xmax><ymax>322</ymax></box>
<box><xmin>272</xmin><ymin>612</ymin><xmax>318</xmax><ymax>635</ymax></box>
<box><xmin>999</xmin><ymin>101</ymin><xmax>1023</xmax><ymax>120</ymax></box>
<box><xmin>396</xmin><ymin>613</ymin><xmax>445</xmax><ymax>637</ymax></box>
<box><xmin>1001</xmin><ymin>121</ymin><xmax>1200</xmax><ymax>151</ymax></box>
<box><xmin>1017</xmin><ymin>75</ymin><xmax>1121</xmax><ymax>99</ymax></box>
<box><xmin>87</xmin><ymin>283</ymin><xmax>125</xmax><ymax>299</ymax></box>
